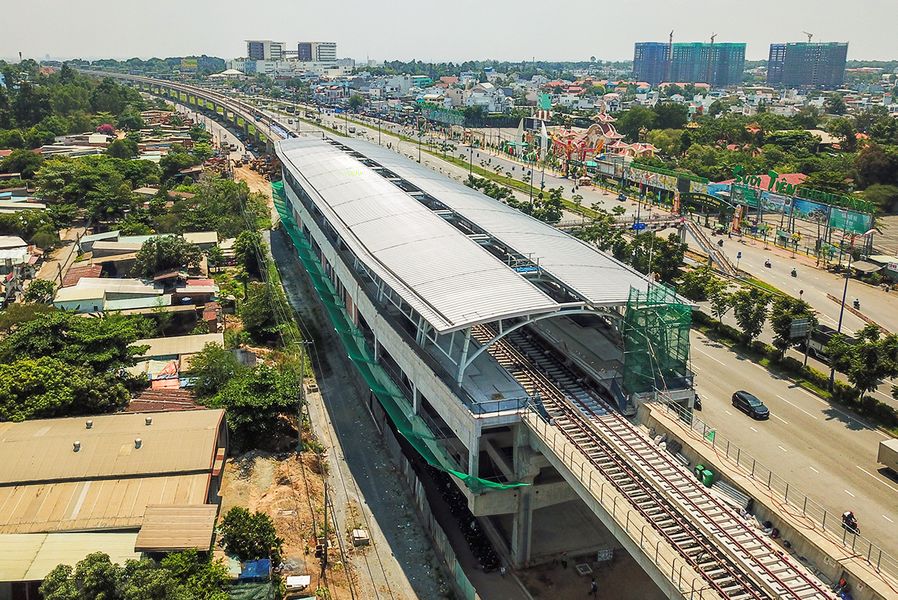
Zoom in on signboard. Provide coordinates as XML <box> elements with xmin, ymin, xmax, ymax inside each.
<box><xmin>730</xmin><ymin>184</ymin><xmax>759</xmax><ymax>208</ymax></box>
<box><xmin>828</xmin><ymin>207</ymin><xmax>873</xmax><ymax>235</ymax></box>
<box><xmin>180</xmin><ymin>58</ymin><xmax>198</xmax><ymax>72</ymax></box>
<box><xmin>790</xmin><ymin>198</ymin><xmax>829</xmax><ymax>224</ymax></box>
<box><xmin>632</xmin><ymin>222</ymin><xmax>647</xmax><ymax>231</ymax></box>
<box><xmin>789</xmin><ymin>318</ymin><xmax>811</xmax><ymax>339</ymax></box>
<box><xmin>689</xmin><ymin>179</ymin><xmax>709</xmax><ymax>196</ymax></box>
<box><xmin>762</xmin><ymin>193</ymin><xmax>791</xmax><ymax>215</ymax></box>
<box><xmin>631</xmin><ymin>167</ymin><xmax>677</xmax><ymax>191</ymax></box>
<box><xmin>421</xmin><ymin>103</ymin><xmax>464</xmax><ymax>126</ymax></box>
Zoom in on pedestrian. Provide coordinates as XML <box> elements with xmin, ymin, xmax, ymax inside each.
<box><xmin>589</xmin><ymin>577</ymin><xmax>598</xmax><ymax>596</ymax></box>
<box><xmin>561</xmin><ymin>551</ymin><xmax>568</xmax><ymax>569</ymax></box>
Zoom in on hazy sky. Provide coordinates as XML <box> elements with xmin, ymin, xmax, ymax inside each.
<box><xmin>3</xmin><ymin>0</ymin><xmax>896</xmax><ymax>63</ymax></box>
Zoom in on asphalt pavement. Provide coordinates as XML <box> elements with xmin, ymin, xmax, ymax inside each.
<box><xmin>691</xmin><ymin>330</ymin><xmax>898</xmax><ymax>558</ymax></box>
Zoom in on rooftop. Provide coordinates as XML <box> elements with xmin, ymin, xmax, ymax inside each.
<box><xmin>133</xmin><ymin>332</ymin><xmax>224</xmax><ymax>358</ymax></box>
<box><xmin>277</xmin><ymin>137</ymin><xmax>654</xmax><ymax>333</ymax></box>
<box><xmin>134</xmin><ymin>505</ymin><xmax>218</xmax><ymax>552</ymax></box>
<box><xmin>0</xmin><ymin>533</ymin><xmax>140</xmax><ymax>582</ymax></box>
<box><xmin>0</xmin><ymin>409</ymin><xmax>224</xmax><ymax>485</ymax></box>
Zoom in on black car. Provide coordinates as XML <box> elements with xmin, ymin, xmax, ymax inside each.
<box><xmin>617</xmin><ymin>193</ymin><xmax>627</xmax><ymax>201</ymax></box>
<box><xmin>732</xmin><ymin>390</ymin><xmax>770</xmax><ymax>420</ymax></box>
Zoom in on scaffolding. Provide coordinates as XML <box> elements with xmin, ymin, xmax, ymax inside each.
<box><xmin>622</xmin><ymin>284</ymin><xmax>692</xmax><ymax>396</ymax></box>
<box><xmin>272</xmin><ymin>181</ymin><xmax>526</xmax><ymax>492</ymax></box>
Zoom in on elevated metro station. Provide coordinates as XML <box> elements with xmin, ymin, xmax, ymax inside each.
<box><xmin>273</xmin><ymin>136</ymin><xmax>831</xmax><ymax>599</ymax></box>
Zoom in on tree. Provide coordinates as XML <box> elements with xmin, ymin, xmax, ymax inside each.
<box><xmin>132</xmin><ymin>235</ymin><xmax>202</xmax><ymax>277</ymax></box>
<box><xmin>653</xmin><ymin>103</ymin><xmax>688</xmax><ymax>130</ymax></box>
<box><xmin>39</xmin><ymin>564</ymin><xmax>79</xmax><ymax>600</ymax></box>
<box><xmin>159</xmin><ymin>551</ymin><xmax>229</xmax><ymax>600</ymax></box>
<box><xmin>826</xmin><ymin>117</ymin><xmax>857</xmax><ymax>152</ymax></box>
<box><xmin>107</xmin><ymin>138</ymin><xmax>139</xmax><ymax>159</ymax></box>
<box><xmin>677</xmin><ymin>266</ymin><xmax>720</xmax><ymax>302</ymax></box>
<box><xmin>731</xmin><ymin>288</ymin><xmax>770</xmax><ymax>343</ymax></box>
<box><xmin>189</xmin><ymin>342</ymin><xmax>243</xmax><ymax>398</ymax></box>
<box><xmin>209</xmin><ymin>363</ymin><xmax>298</xmax><ymax>449</ymax></box>
<box><xmin>0</xmin><ymin>148</ymin><xmax>44</xmax><ymax>179</ymax></box>
<box><xmin>615</xmin><ymin>106</ymin><xmax>657</xmax><ymax>141</ymax></box>
<box><xmin>0</xmin><ymin>311</ymin><xmax>149</xmax><ymax>373</ymax></box>
<box><xmin>823</xmin><ymin>94</ymin><xmax>847</xmax><ymax>115</ymax></box>
<box><xmin>827</xmin><ymin>325</ymin><xmax>898</xmax><ymax>398</ymax></box>
<box><xmin>709</xmin><ymin>287</ymin><xmax>734</xmax><ymax>322</ymax></box>
<box><xmin>863</xmin><ymin>184</ymin><xmax>898</xmax><ymax>214</ymax></box>
<box><xmin>116</xmin><ymin>105</ymin><xmax>145</xmax><ymax>131</ymax></box>
<box><xmin>348</xmin><ymin>94</ymin><xmax>365</xmax><ymax>111</ymax></box>
<box><xmin>218</xmin><ymin>507</ymin><xmax>284</xmax><ymax>566</ymax></box>
<box><xmin>159</xmin><ymin>150</ymin><xmax>200</xmax><ymax>182</ymax></box>
<box><xmin>0</xmin><ymin>357</ymin><xmax>130</xmax><ymax>422</ymax></box>
<box><xmin>23</xmin><ymin>279</ymin><xmax>56</xmax><ymax>303</ymax></box>
<box><xmin>72</xmin><ymin>552</ymin><xmax>123</xmax><ymax>600</ymax></box>
<box><xmin>769</xmin><ymin>296</ymin><xmax>817</xmax><ymax>360</ymax></box>
<box><xmin>120</xmin><ymin>560</ymin><xmax>176</xmax><ymax>600</ymax></box>
<box><xmin>240</xmin><ymin>282</ymin><xmax>283</xmax><ymax>343</ymax></box>
<box><xmin>854</xmin><ymin>143</ymin><xmax>898</xmax><ymax>188</ymax></box>
<box><xmin>234</xmin><ymin>230</ymin><xmax>266</xmax><ymax>278</ymax></box>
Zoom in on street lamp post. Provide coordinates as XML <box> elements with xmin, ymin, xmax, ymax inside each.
<box><xmin>828</xmin><ymin>229</ymin><xmax>875</xmax><ymax>389</ymax></box>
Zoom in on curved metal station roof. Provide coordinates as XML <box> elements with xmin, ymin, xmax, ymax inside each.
<box><xmin>277</xmin><ymin>137</ymin><xmax>652</xmax><ymax>333</ymax></box>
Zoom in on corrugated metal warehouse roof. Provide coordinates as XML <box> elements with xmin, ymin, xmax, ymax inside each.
<box><xmin>0</xmin><ymin>533</ymin><xmax>140</xmax><ymax>582</ymax></box>
<box><xmin>133</xmin><ymin>332</ymin><xmax>224</xmax><ymax>359</ymax></box>
<box><xmin>0</xmin><ymin>409</ymin><xmax>225</xmax><ymax>485</ymax></box>
<box><xmin>0</xmin><ymin>474</ymin><xmax>210</xmax><ymax>534</ymax></box>
<box><xmin>134</xmin><ymin>505</ymin><xmax>218</xmax><ymax>552</ymax></box>
<box><xmin>277</xmin><ymin>138</ymin><xmax>562</xmax><ymax>333</ymax></box>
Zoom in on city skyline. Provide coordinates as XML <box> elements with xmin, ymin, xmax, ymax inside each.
<box><xmin>2</xmin><ymin>0</ymin><xmax>897</xmax><ymax>63</ymax></box>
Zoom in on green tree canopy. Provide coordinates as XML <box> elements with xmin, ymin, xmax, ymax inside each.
<box><xmin>188</xmin><ymin>342</ymin><xmax>243</xmax><ymax>398</ymax></box>
<box><xmin>218</xmin><ymin>507</ymin><xmax>284</xmax><ymax>566</ymax></box>
<box><xmin>731</xmin><ymin>288</ymin><xmax>770</xmax><ymax>343</ymax></box>
<box><xmin>132</xmin><ymin>235</ymin><xmax>202</xmax><ymax>277</ymax></box>
<box><xmin>827</xmin><ymin>325</ymin><xmax>898</xmax><ymax>397</ymax></box>
<box><xmin>769</xmin><ymin>296</ymin><xmax>817</xmax><ymax>359</ymax></box>
<box><xmin>0</xmin><ymin>311</ymin><xmax>149</xmax><ymax>373</ymax></box>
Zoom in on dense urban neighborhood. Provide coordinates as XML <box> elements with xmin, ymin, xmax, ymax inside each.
<box><xmin>2</xmin><ymin>10</ymin><xmax>898</xmax><ymax>600</ymax></box>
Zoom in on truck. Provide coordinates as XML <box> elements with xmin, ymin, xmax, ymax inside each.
<box><xmin>878</xmin><ymin>439</ymin><xmax>898</xmax><ymax>474</ymax></box>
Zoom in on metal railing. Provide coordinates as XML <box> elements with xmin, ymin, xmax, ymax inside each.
<box><xmin>655</xmin><ymin>398</ymin><xmax>898</xmax><ymax>582</ymax></box>
<box><xmin>524</xmin><ymin>410</ymin><xmax>720</xmax><ymax>600</ymax></box>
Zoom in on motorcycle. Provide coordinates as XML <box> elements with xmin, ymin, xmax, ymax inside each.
<box><xmin>841</xmin><ymin>511</ymin><xmax>860</xmax><ymax>535</ymax></box>
<box><xmin>791</xmin><ymin>268</ymin><xmax>797</xmax><ymax>278</ymax></box>
<box><xmin>853</xmin><ymin>299</ymin><xmax>861</xmax><ymax>310</ymax></box>
<box><xmin>764</xmin><ymin>260</ymin><xmax>772</xmax><ymax>268</ymax></box>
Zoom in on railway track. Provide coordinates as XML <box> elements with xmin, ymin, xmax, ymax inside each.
<box><xmin>472</xmin><ymin>324</ymin><xmax>832</xmax><ymax>600</ymax></box>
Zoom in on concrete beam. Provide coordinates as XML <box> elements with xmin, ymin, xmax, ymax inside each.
<box><xmin>470</xmin><ymin>481</ymin><xmax>579</xmax><ymax>516</ymax></box>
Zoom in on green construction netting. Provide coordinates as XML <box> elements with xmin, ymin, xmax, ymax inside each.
<box><xmin>272</xmin><ymin>182</ymin><xmax>525</xmax><ymax>492</ymax></box>
<box><xmin>621</xmin><ymin>283</ymin><xmax>692</xmax><ymax>396</ymax></box>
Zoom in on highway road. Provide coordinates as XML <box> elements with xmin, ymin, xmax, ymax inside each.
<box><xmin>691</xmin><ymin>330</ymin><xmax>898</xmax><ymax>558</ymax></box>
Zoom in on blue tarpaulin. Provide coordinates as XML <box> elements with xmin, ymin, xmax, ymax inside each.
<box><xmin>239</xmin><ymin>559</ymin><xmax>271</xmax><ymax>581</ymax></box>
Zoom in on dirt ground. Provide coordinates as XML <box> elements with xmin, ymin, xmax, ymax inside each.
<box><xmin>516</xmin><ymin>553</ymin><xmax>667</xmax><ymax>600</ymax></box>
<box><xmin>218</xmin><ymin>450</ymin><xmax>356</xmax><ymax>599</ymax></box>
<box><xmin>234</xmin><ymin>165</ymin><xmax>278</xmax><ymax>224</ymax></box>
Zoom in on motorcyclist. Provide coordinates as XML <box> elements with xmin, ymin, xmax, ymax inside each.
<box><xmin>791</xmin><ymin>268</ymin><xmax>797</xmax><ymax>277</ymax></box>
<box><xmin>764</xmin><ymin>260</ymin><xmax>772</xmax><ymax>268</ymax></box>
<box><xmin>841</xmin><ymin>511</ymin><xmax>859</xmax><ymax>534</ymax></box>
<box><xmin>853</xmin><ymin>298</ymin><xmax>861</xmax><ymax>310</ymax></box>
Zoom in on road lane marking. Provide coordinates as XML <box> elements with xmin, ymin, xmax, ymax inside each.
<box><xmin>775</xmin><ymin>395</ymin><xmax>819</xmax><ymax>420</ymax></box>
<box><xmin>808</xmin><ymin>466</ymin><xmax>820</xmax><ymax>474</ymax></box>
<box><xmin>795</xmin><ymin>388</ymin><xmax>828</xmax><ymax>406</ymax></box>
<box><xmin>724</xmin><ymin>409</ymin><xmax>733</xmax><ymax>416</ymax></box>
<box><xmin>749</xmin><ymin>426</ymin><xmax>758</xmax><ymax>432</ymax></box>
<box><xmin>692</xmin><ymin>364</ymin><xmax>702</xmax><ymax>372</ymax></box>
<box><xmin>856</xmin><ymin>466</ymin><xmax>898</xmax><ymax>493</ymax></box>
<box><xmin>884</xmin><ymin>515</ymin><xmax>895</xmax><ymax>524</ymax></box>
<box><xmin>844</xmin><ymin>489</ymin><xmax>855</xmax><ymax>498</ymax></box>
<box><xmin>772</xmin><ymin>414</ymin><xmax>789</xmax><ymax>425</ymax></box>
<box><xmin>777</xmin><ymin>445</ymin><xmax>788</xmax><ymax>452</ymax></box>
<box><xmin>693</xmin><ymin>346</ymin><xmax>727</xmax><ymax>366</ymax></box>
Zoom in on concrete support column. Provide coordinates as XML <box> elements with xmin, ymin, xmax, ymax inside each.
<box><xmin>510</xmin><ymin>424</ymin><xmax>538</xmax><ymax>568</ymax></box>
<box><xmin>411</xmin><ymin>382</ymin><xmax>420</xmax><ymax>414</ymax></box>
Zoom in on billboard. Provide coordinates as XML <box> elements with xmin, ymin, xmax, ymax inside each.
<box><xmin>631</xmin><ymin>167</ymin><xmax>677</xmax><ymax>191</ymax></box>
<box><xmin>180</xmin><ymin>58</ymin><xmax>198</xmax><ymax>72</ymax></box>
<box><xmin>730</xmin><ymin>184</ymin><xmax>759</xmax><ymax>208</ymax></box>
<box><xmin>828</xmin><ymin>207</ymin><xmax>873</xmax><ymax>234</ymax></box>
<box><xmin>761</xmin><ymin>192</ymin><xmax>791</xmax><ymax>215</ymax></box>
<box><xmin>791</xmin><ymin>198</ymin><xmax>830</xmax><ymax>224</ymax></box>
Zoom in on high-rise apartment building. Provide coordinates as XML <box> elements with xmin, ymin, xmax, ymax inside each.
<box><xmin>297</xmin><ymin>42</ymin><xmax>313</xmax><ymax>62</ymax></box>
<box><xmin>633</xmin><ymin>43</ymin><xmax>670</xmax><ymax>86</ymax></box>
<box><xmin>767</xmin><ymin>42</ymin><xmax>848</xmax><ymax>89</ymax></box>
<box><xmin>246</xmin><ymin>40</ymin><xmax>286</xmax><ymax>61</ymax></box>
<box><xmin>633</xmin><ymin>41</ymin><xmax>746</xmax><ymax>87</ymax></box>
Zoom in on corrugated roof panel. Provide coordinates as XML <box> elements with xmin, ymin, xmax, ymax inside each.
<box><xmin>277</xmin><ymin>138</ymin><xmax>562</xmax><ymax>332</ymax></box>
<box><xmin>336</xmin><ymin>139</ymin><xmax>654</xmax><ymax>306</ymax></box>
